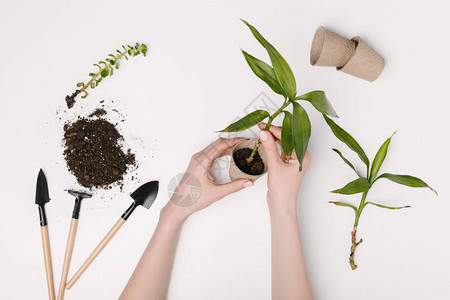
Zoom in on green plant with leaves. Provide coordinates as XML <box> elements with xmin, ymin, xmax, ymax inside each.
<box><xmin>65</xmin><ymin>43</ymin><xmax>147</xmax><ymax>108</ymax></box>
<box><xmin>219</xmin><ymin>20</ymin><xmax>338</xmax><ymax>171</ymax></box>
<box><xmin>324</xmin><ymin>115</ymin><xmax>436</xmax><ymax>270</ymax></box>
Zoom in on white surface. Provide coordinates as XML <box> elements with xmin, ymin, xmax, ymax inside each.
<box><xmin>1</xmin><ymin>0</ymin><xmax>449</xmax><ymax>299</ymax></box>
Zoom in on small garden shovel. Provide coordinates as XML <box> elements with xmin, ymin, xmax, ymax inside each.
<box><xmin>66</xmin><ymin>180</ymin><xmax>159</xmax><ymax>289</ymax></box>
<box><xmin>57</xmin><ymin>190</ymin><xmax>92</xmax><ymax>300</ymax></box>
<box><xmin>36</xmin><ymin>169</ymin><xmax>55</xmax><ymax>300</ymax></box>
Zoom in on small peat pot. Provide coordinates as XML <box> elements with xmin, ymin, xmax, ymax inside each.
<box><xmin>229</xmin><ymin>140</ymin><xmax>268</xmax><ymax>181</ymax></box>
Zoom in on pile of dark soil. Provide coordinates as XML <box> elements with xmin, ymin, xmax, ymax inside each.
<box><xmin>233</xmin><ymin>148</ymin><xmax>264</xmax><ymax>175</ymax></box>
<box><xmin>63</xmin><ymin>114</ymin><xmax>136</xmax><ymax>189</ymax></box>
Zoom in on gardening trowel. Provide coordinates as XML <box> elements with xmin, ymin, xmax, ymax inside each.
<box><xmin>66</xmin><ymin>180</ymin><xmax>159</xmax><ymax>289</ymax></box>
<box><xmin>36</xmin><ymin>169</ymin><xmax>56</xmax><ymax>300</ymax></box>
<box><xmin>57</xmin><ymin>190</ymin><xmax>92</xmax><ymax>300</ymax></box>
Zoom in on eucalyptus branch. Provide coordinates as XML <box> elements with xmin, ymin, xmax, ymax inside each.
<box><xmin>65</xmin><ymin>43</ymin><xmax>147</xmax><ymax>108</ymax></box>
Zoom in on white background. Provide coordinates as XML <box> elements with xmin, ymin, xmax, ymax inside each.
<box><xmin>1</xmin><ymin>0</ymin><xmax>449</xmax><ymax>299</ymax></box>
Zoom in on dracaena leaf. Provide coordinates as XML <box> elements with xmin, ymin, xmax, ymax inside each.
<box><xmin>323</xmin><ymin>115</ymin><xmax>370</xmax><ymax>171</ymax></box>
<box><xmin>241</xmin><ymin>19</ymin><xmax>296</xmax><ymax>99</ymax></box>
<box><xmin>241</xmin><ymin>50</ymin><xmax>284</xmax><ymax>95</ymax></box>
<box><xmin>365</xmin><ymin>202</ymin><xmax>410</xmax><ymax>210</ymax></box>
<box><xmin>375</xmin><ymin>173</ymin><xmax>437</xmax><ymax>195</ymax></box>
<box><xmin>292</xmin><ymin>102</ymin><xmax>311</xmax><ymax>171</ymax></box>
<box><xmin>332</xmin><ymin>148</ymin><xmax>360</xmax><ymax>177</ymax></box>
<box><xmin>369</xmin><ymin>132</ymin><xmax>396</xmax><ymax>182</ymax></box>
<box><xmin>219</xmin><ymin>110</ymin><xmax>269</xmax><ymax>132</ymax></box>
<box><xmin>281</xmin><ymin>111</ymin><xmax>294</xmax><ymax>158</ymax></box>
<box><xmin>294</xmin><ymin>91</ymin><xmax>338</xmax><ymax>118</ymax></box>
<box><xmin>332</xmin><ymin>178</ymin><xmax>371</xmax><ymax>195</ymax></box>
<box><xmin>329</xmin><ymin>201</ymin><xmax>357</xmax><ymax>213</ymax></box>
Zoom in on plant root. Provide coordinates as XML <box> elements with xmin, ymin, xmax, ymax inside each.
<box><xmin>349</xmin><ymin>228</ymin><xmax>363</xmax><ymax>270</ymax></box>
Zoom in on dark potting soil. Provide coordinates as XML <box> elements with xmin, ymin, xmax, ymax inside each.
<box><xmin>88</xmin><ymin>108</ymin><xmax>107</xmax><ymax>118</ymax></box>
<box><xmin>63</xmin><ymin>115</ymin><xmax>136</xmax><ymax>189</ymax></box>
<box><xmin>233</xmin><ymin>147</ymin><xmax>264</xmax><ymax>175</ymax></box>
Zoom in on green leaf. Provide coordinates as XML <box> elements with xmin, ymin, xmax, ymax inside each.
<box><xmin>76</xmin><ymin>82</ymin><xmax>84</xmax><ymax>87</ymax></box>
<box><xmin>329</xmin><ymin>201</ymin><xmax>357</xmax><ymax>213</ymax></box>
<box><xmin>332</xmin><ymin>148</ymin><xmax>360</xmax><ymax>177</ymax></box>
<box><xmin>81</xmin><ymin>91</ymin><xmax>88</xmax><ymax>99</ymax></box>
<box><xmin>241</xmin><ymin>19</ymin><xmax>296</xmax><ymax>99</ymax></box>
<box><xmin>369</xmin><ymin>132</ymin><xmax>395</xmax><ymax>182</ymax></box>
<box><xmin>241</xmin><ymin>50</ymin><xmax>284</xmax><ymax>95</ymax></box>
<box><xmin>219</xmin><ymin>110</ymin><xmax>270</xmax><ymax>132</ymax></box>
<box><xmin>294</xmin><ymin>91</ymin><xmax>338</xmax><ymax>118</ymax></box>
<box><xmin>365</xmin><ymin>202</ymin><xmax>410</xmax><ymax>210</ymax></box>
<box><xmin>94</xmin><ymin>64</ymin><xmax>102</xmax><ymax>72</ymax></box>
<box><xmin>281</xmin><ymin>111</ymin><xmax>294</xmax><ymax>158</ymax></box>
<box><xmin>88</xmin><ymin>73</ymin><xmax>96</xmax><ymax>77</ymax></box>
<box><xmin>97</xmin><ymin>77</ymin><xmax>103</xmax><ymax>83</ymax></box>
<box><xmin>101</xmin><ymin>69</ymin><xmax>109</xmax><ymax>77</ymax></box>
<box><xmin>332</xmin><ymin>178</ymin><xmax>371</xmax><ymax>195</ymax></box>
<box><xmin>90</xmin><ymin>82</ymin><xmax>95</xmax><ymax>89</ymax></box>
<box><xmin>292</xmin><ymin>102</ymin><xmax>311</xmax><ymax>171</ymax></box>
<box><xmin>323</xmin><ymin>115</ymin><xmax>370</xmax><ymax>171</ymax></box>
<box><xmin>375</xmin><ymin>173</ymin><xmax>437</xmax><ymax>195</ymax></box>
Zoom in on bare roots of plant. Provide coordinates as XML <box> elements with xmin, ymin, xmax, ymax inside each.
<box><xmin>349</xmin><ymin>228</ymin><xmax>363</xmax><ymax>270</ymax></box>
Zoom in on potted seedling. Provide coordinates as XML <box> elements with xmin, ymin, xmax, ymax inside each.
<box><xmin>219</xmin><ymin>20</ymin><xmax>338</xmax><ymax>180</ymax></box>
<box><xmin>323</xmin><ymin>115</ymin><xmax>436</xmax><ymax>270</ymax></box>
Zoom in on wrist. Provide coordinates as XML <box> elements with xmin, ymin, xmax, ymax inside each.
<box><xmin>160</xmin><ymin>202</ymin><xmax>191</xmax><ymax>225</ymax></box>
<box><xmin>267</xmin><ymin>196</ymin><xmax>298</xmax><ymax>219</ymax></box>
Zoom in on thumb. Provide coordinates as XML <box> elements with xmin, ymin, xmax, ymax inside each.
<box><xmin>259</xmin><ymin>130</ymin><xmax>282</xmax><ymax>166</ymax></box>
<box><xmin>216</xmin><ymin>179</ymin><xmax>253</xmax><ymax>199</ymax></box>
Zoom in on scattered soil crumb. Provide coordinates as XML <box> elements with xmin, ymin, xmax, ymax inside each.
<box><xmin>89</xmin><ymin>108</ymin><xmax>107</xmax><ymax>118</ymax></box>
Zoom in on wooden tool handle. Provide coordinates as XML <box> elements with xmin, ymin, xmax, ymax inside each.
<box><xmin>57</xmin><ymin>218</ymin><xmax>78</xmax><ymax>300</ymax></box>
<box><xmin>41</xmin><ymin>225</ymin><xmax>56</xmax><ymax>300</ymax></box>
<box><xmin>66</xmin><ymin>218</ymin><xmax>126</xmax><ymax>289</ymax></box>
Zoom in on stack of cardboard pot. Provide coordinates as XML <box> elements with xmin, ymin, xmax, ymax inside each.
<box><xmin>310</xmin><ymin>26</ymin><xmax>385</xmax><ymax>82</ymax></box>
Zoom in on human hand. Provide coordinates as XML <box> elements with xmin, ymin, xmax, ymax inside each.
<box><xmin>162</xmin><ymin>137</ymin><xmax>254</xmax><ymax>221</ymax></box>
<box><xmin>257</xmin><ymin>123</ymin><xmax>312</xmax><ymax>213</ymax></box>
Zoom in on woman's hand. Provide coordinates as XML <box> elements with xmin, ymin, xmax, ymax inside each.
<box><xmin>162</xmin><ymin>137</ymin><xmax>254</xmax><ymax>221</ymax></box>
<box><xmin>258</xmin><ymin>123</ymin><xmax>314</xmax><ymax>300</ymax></box>
<box><xmin>257</xmin><ymin>123</ymin><xmax>312</xmax><ymax>212</ymax></box>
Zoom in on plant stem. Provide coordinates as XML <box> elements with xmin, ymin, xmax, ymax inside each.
<box><xmin>80</xmin><ymin>51</ymin><xmax>128</xmax><ymax>94</ymax></box>
<box><xmin>349</xmin><ymin>191</ymin><xmax>368</xmax><ymax>270</ymax></box>
<box><xmin>246</xmin><ymin>99</ymin><xmax>290</xmax><ymax>163</ymax></box>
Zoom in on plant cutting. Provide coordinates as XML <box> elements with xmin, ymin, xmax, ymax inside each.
<box><xmin>220</xmin><ymin>20</ymin><xmax>338</xmax><ymax>180</ymax></box>
<box><xmin>65</xmin><ymin>43</ymin><xmax>147</xmax><ymax>108</ymax></box>
<box><xmin>323</xmin><ymin>115</ymin><xmax>436</xmax><ymax>270</ymax></box>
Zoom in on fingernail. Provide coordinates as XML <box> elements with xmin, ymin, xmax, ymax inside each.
<box><xmin>243</xmin><ymin>181</ymin><xmax>253</xmax><ymax>188</ymax></box>
<box><xmin>260</xmin><ymin>131</ymin><xmax>268</xmax><ymax>141</ymax></box>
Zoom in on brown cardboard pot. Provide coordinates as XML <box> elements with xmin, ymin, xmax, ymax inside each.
<box><xmin>310</xmin><ymin>26</ymin><xmax>356</xmax><ymax>68</ymax></box>
<box><xmin>337</xmin><ymin>36</ymin><xmax>385</xmax><ymax>82</ymax></box>
<box><xmin>229</xmin><ymin>140</ymin><xmax>268</xmax><ymax>181</ymax></box>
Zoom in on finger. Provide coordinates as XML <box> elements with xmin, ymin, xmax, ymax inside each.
<box><xmin>215</xmin><ymin>179</ymin><xmax>253</xmax><ymax>199</ymax></box>
<box><xmin>258</xmin><ymin>123</ymin><xmax>282</xmax><ymax>140</ymax></box>
<box><xmin>201</xmin><ymin>137</ymin><xmax>247</xmax><ymax>167</ymax></box>
<box><xmin>259</xmin><ymin>130</ymin><xmax>283</xmax><ymax>166</ymax></box>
